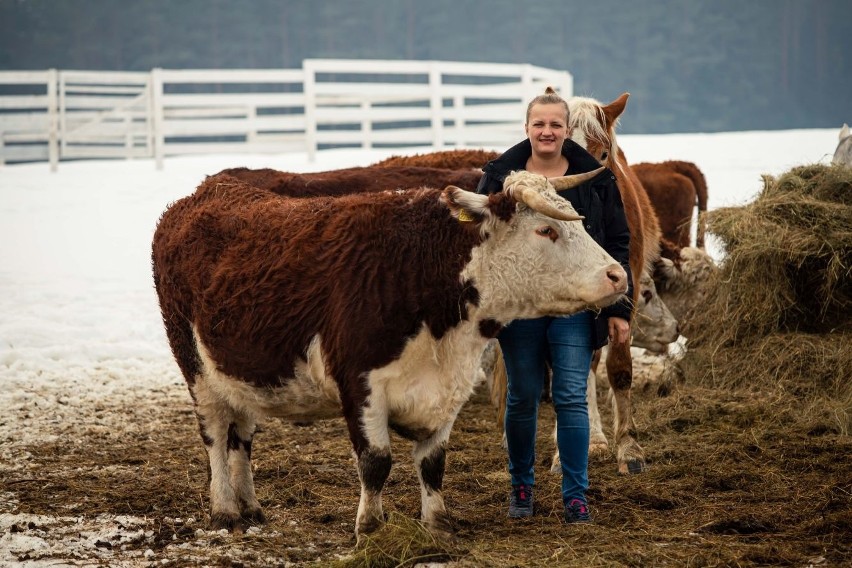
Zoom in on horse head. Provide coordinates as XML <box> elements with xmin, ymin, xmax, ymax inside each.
<box><xmin>568</xmin><ymin>93</ymin><xmax>629</xmax><ymax>174</ymax></box>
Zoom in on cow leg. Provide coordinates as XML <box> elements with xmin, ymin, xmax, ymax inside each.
<box><xmin>413</xmin><ymin>425</ymin><xmax>454</xmax><ymax>537</ymax></box>
<box><xmin>606</xmin><ymin>341</ymin><xmax>646</xmax><ymax>474</ymax></box>
<box><xmin>347</xmin><ymin>396</ymin><xmax>392</xmax><ymax>542</ymax></box>
<box><xmin>354</xmin><ymin>445</ymin><xmax>392</xmax><ymax>540</ymax></box>
<box><xmin>227</xmin><ymin>420</ymin><xmax>265</xmax><ymax>525</ymax></box>
<box><xmin>587</xmin><ymin>349</ymin><xmax>609</xmax><ymax>454</ymax></box>
<box><xmin>193</xmin><ymin>378</ymin><xmax>264</xmax><ymax>531</ymax></box>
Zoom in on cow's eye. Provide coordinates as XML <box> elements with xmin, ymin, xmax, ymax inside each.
<box><xmin>600</xmin><ymin>151</ymin><xmax>609</xmax><ymax>161</ymax></box>
<box><xmin>535</xmin><ymin>226</ymin><xmax>558</xmax><ymax>241</ymax></box>
<box><xmin>642</xmin><ymin>289</ymin><xmax>653</xmax><ymax>303</ymax></box>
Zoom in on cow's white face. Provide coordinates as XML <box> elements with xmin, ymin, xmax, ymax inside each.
<box><xmin>631</xmin><ymin>271</ymin><xmax>679</xmax><ymax>354</ymax></box>
<box><xmin>654</xmin><ymin>246</ymin><xmax>718</xmax><ymax>326</ymax></box>
<box><xmin>445</xmin><ymin>172</ymin><xmax>627</xmax><ymax>321</ymax></box>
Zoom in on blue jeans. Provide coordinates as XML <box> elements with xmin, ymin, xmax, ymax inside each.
<box><xmin>499</xmin><ymin>311</ymin><xmax>593</xmax><ymax>505</ymax></box>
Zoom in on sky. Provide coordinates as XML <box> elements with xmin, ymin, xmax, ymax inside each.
<box><xmin>0</xmin><ymin>127</ymin><xmax>841</xmax><ymax>564</ymax></box>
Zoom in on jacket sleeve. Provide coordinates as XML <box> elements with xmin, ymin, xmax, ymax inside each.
<box><xmin>598</xmin><ymin>174</ymin><xmax>634</xmax><ymax>322</ymax></box>
<box><xmin>476</xmin><ymin>169</ymin><xmax>504</xmax><ymax>195</ymax></box>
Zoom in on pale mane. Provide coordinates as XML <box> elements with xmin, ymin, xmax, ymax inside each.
<box><xmin>568</xmin><ymin>96</ymin><xmax>626</xmax><ymax>175</ymax></box>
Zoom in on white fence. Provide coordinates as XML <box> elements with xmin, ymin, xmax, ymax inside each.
<box><xmin>0</xmin><ymin>59</ymin><xmax>572</xmax><ymax>170</ymax></box>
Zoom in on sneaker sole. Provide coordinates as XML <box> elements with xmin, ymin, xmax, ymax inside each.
<box><xmin>509</xmin><ymin>511</ymin><xmax>532</xmax><ymax>519</ymax></box>
<box><xmin>508</xmin><ymin>507</ymin><xmax>534</xmax><ymax>518</ymax></box>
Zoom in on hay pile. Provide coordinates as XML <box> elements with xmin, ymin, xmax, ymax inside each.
<box><xmin>328</xmin><ymin>512</ymin><xmax>458</xmax><ymax>568</ymax></box>
<box><xmin>678</xmin><ymin>164</ymin><xmax>852</xmax><ymax>426</ymax></box>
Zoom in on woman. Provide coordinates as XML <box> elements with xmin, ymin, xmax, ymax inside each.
<box><xmin>476</xmin><ymin>88</ymin><xmax>633</xmax><ymax>523</ymax></box>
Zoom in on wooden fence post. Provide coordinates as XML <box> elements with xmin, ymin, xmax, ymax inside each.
<box><xmin>150</xmin><ymin>68</ymin><xmax>164</xmax><ymax>170</ymax></box>
<box><xmin>429</xmin><ymin>64</ymin><xmax>443</xmax><ymax>150</ymax></box>
<box><xmin>47</xmin><ymin>69</ymin><xmax>58</xmax><ymax>172</ymax></box>
<box><xmin>303</xmin><ymin>61</ymin><xmax>317</xmax><ymax>162</ymax></box>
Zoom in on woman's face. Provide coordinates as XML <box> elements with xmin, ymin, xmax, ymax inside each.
<box><xmin>525</xmin><ymin>103</ymin><xmax>569</xmax><ymax>158</ymax></box>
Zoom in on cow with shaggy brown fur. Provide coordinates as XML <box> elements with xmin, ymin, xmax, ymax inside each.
<box><xmin>370</xmin><ymin>149</ymin><xmax>500</xmax><ymax>169</ymax></box>
<box><xmin>151</xmin><ymin>168</ymin><xmax>627</xmax><ymax>541</ymax></box>
<box><xmin>217</xmin><ymin>165</ymin><xmax>482</xmax><ymax>195</ymax></box>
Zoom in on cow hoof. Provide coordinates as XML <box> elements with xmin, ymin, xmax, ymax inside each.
<box><xmin>618</xmin><ymin>459</ymin><xmax>647</xmax><ymax>475</ymax></box>
<box><xmin>241</xmin><ymin>508</ymin><xmax>267</xmax><ymax>526</ymax></box>
<box><xmin>356</xmin><ymin>515</ymin><xmax>385</xmax><ymax>541</ymax></box>
<box><xmin>426</xmin><ymin>513</ymin><xmax>455</xmax><ymax>538</ymax></box>
<box><xmin>210</xmin><ymin>511</ymin><xmax>242</xmax><ymax>532</ymax></box>
<box><xmin>589</xmin><ymin>441</ymin><xmax>609</xmax><ymax>456</ymax></box>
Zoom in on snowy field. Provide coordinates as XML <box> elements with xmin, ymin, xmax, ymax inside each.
<box><xmin>0</xmin><ymin>127</ymin><xmax>841</xmax><ymax>565</ymax></box>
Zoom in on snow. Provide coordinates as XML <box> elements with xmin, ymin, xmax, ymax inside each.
<box><xmin>0</xmin><ymin>127</ymin><xmax>839</xmax><ymax>565</ymax></box>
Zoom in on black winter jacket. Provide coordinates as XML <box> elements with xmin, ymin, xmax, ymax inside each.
<box><xmin>476</xmin><ymin>138</ymin><xmax>633</xmax><ymax>349</ymax></box>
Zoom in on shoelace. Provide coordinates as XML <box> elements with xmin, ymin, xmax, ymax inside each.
<box><xmin>568</xmin><ymin>498</ymin><xmax>588</xmax><ymax>514</ymax></box>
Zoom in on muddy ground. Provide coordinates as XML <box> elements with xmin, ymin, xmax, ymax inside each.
<box><xmin>1</xmin><ymin>353</ymin><xmax>849</xmax><ymax>567</ymax></box>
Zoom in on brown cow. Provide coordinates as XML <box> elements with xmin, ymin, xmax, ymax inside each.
<box><xmin>371</xmin><ymin>148</ymin><xmax>500</xmax><ymax>169</ymax></box>
<box><xmin>633</xmin><ymin>160</ymin><xmax>708</xmax><ymax>251</ymax></box>
<box><xmin>218</xmin><ymin>165</ymin><xmax>482</xmax><ymax>195</ymax></box>
<box><xmin>151</xmin><ymin>169</ymin><xmax>627</xmax><ymax>541</ymax></box>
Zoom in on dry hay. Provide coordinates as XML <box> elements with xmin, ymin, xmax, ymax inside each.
<box><xmin>3</xmin><ymin>371</ymin><xmax>851</xmax><ymax>566</ymax></box>
<box><xmin>5</xmin><ymin>382</ymin><xmax>850</xmax><ymax>567</ymax></box>
<box><xmin>677</xmin><ymin>163</ymin><xmax>852</xmax><ymax>432</ymax></box>
<box><xmin>328</xmin><ymin>512</ymin><xmax>457</xmax><ymax>568</ymax></box>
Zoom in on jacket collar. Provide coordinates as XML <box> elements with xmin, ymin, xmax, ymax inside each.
<box><xmin>482</xmin><ymin>138</ymin><xmax>606</xmax><ymax>180</ymax></box>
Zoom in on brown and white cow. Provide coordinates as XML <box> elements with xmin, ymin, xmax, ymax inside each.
<box><xmin>218</xmin><ymin>165</ymin><xmax>482</xmax><ymax>195</ymax></box>
<box><xmin>371</xmin><ymin>149</ymin><xmax>500</xmax><ymax>170</ymax></box>
<box><xmin>151</xmin><ymin>169</ymin><xmax>627</xmax><ymax>541</ymax></box>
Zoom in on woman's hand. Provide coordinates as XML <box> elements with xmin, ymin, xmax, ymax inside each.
<box><xmin>608</xmin><ymin>317</ymin><xmax>630</xmax><ymax>345</ymax></box>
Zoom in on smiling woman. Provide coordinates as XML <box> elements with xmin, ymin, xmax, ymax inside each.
<box><xmin>476</xmin><ymin>86</ymin><xmax>634</xmax><ymax>524</ymax></box>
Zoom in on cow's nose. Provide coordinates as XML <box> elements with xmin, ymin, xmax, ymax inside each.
<box><xmin>606</xmin><ymin>264</ymin><xmax>628</xmax><ymax>292</ymax></box>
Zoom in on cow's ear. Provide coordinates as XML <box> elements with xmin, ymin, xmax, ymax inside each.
<box><xmin>442</xmin><ymin>186</ymin><xmax>490</xmax><ymax>223</ymax></box>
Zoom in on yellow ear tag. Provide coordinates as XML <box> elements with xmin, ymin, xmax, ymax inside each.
<box><xmin>457</xmin><ymin>209</ymin><xmax>474</xmax><ymax>222</ymax></box>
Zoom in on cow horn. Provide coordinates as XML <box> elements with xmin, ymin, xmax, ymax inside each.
<box><xmin>548</xmin><ymin>167</ymin><xmax>606</xmax><ymax>190</ymax></box>
<box><xmin>509</xmin><ymin>184</ymin><xmax>584</xmax><ymax>222</ymax></box>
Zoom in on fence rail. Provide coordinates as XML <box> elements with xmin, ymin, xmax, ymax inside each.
<box><xmin>0</xmin><ymin>59</ymin><xmax>572</xmax><ymax>170</ymax></box>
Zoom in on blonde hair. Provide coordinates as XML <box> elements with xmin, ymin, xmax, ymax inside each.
<box><xmin>525</xmin><ymin>86</ymin><xmax>569</xmax><ymax>124</ymax></box>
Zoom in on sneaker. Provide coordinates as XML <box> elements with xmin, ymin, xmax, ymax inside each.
<box><xmin>564</xmin><ymin>498</ymin><xmax>591</xmax><ymax>523</ymax></box>
<box><xmin>508</xmin><ymin>484</ymin><xmax>534</xmax><ymax>518</ymax></box>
